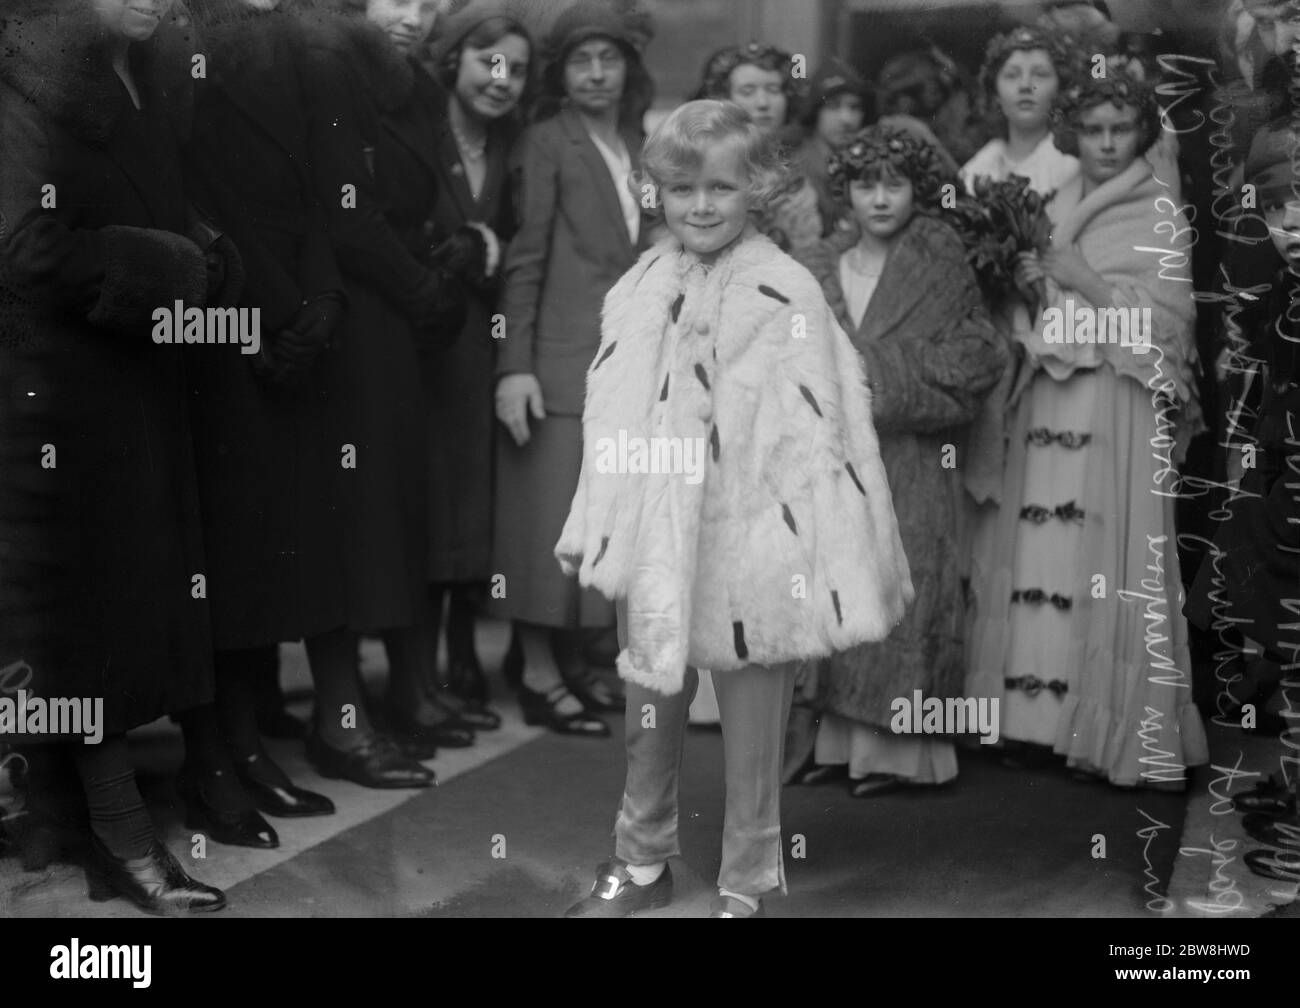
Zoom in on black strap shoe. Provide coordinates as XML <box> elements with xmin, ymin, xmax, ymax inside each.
<box><xmin>306</xmin><ymin>732</ymin><xmax>436</xmax><ymax>789</ymax></box>
<box><xmin>234</xmin><ymin>754</ymin><xmax>335</xmax><ymax>818</ymax></box>
<box><xmin>519</xmin><ymin>684</ymin><xmax>610</xmax><ymax>737</ymax></box>
<box><xmin>176</xmin><ymin>768</ymin><xmax>279</xmax><ymax>849</ymax></box>
<box><xmin>564</xmin><ymin>859</ymin><xmax>672</xmax><ymax>917</ymax></box>
<box><xmin>86</xmin><ymin>835</ymin><xmax>227</xmax><ymax>916</ymax></box>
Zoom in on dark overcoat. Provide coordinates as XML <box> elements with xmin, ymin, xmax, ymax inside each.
<box><xmin>0</xmin><ymin>2</ymin><xmax>213</xmax><ymax>735</ymax></box>
<box><xmin>423</xmin><ymin>86</ymin><xmax>518</xmax><ymax>584</ymax></box>
<box><xmin>301</xmin><ymin>14</ymin><xmax>449</xmax><ymax>630</ymax></box>
<box><xmin>183</xmin><ymin>0</ymin><xmax>349</xmax><ymax>649</ymax></box>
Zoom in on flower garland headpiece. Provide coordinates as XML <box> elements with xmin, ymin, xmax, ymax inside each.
<box><xmin>977</xmin><ymin>25</ymin><xmax>1076</xmax><ymax>106</ymax></box>
<box><xmin>696</xmin><ymin>41</ymin><xmax>799</xmax><ymax>102</ymax></box>
<box><xmin>827</xmin><ymin>123</ymin><xmax>955</xmax><ymax>207</ymax></box>
<box><xmin>1051</xmin><ymin>54</ymin><xmax>1160</xmax><ymax>155</ymax></box>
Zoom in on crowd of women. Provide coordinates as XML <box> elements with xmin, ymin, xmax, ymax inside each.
<box><xmin>0</xmin><ymin>0</ymin><xmax>1297</xmax><ymax>915</ymax></box>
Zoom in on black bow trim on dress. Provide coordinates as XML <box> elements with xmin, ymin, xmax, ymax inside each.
<box><xmin>1003</xmin><ymin>675</ymin><xmax>1069</xmax><ymax>698</ymax></box>
<box><xmin>1010</xmin><ymin>588</ymin><xmax>1072</xmax><ymax>611</ymax></box>
<box><xmin>1019</xmin><ymin>501</ymin><xmax>1085</xmax><ymax>525</ymax></box>
<box><xmin>1026</xmin><ymin>428</ymin><xmax>1092</xmax><ymax>449</ymax></box>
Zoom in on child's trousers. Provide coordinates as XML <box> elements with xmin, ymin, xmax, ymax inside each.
<box><xmin>612</xmin><ymin>601</ymin><xmax>799</xmax><ymax>897</ymax></box>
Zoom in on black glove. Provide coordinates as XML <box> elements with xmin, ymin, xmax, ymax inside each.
<box><xmin>428</xmin><ymin>225</ymin><xmax>488</xmax><ymax>285</ymax></box>
<box><xmin>410</xmin><ymin>268</ymin><xmax>467</xmax><ymax>351</ymax></box>
<box><xmin>275</xmin><ymin>292</ymin><xmax>345</xmax><ymax>368</ymax></box>
<box><xmin>189</xmin><ymin>219</ymin><xmax>245</xmax><ymax>307</ymax></box>
<box><xmin>251</xmin><ymin>292</ymin><xmax>345</xmax><ymax>385</ymax></box>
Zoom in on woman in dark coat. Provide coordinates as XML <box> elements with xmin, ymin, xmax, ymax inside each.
<box><xmin>0</xmin><ymin>0</ymin><xmax>225</xmax><ymax>913</ymax></box>
<box><xmin>175</xmin><ymin>0</ymin><xmax>385</xmax><ymax>845</ymax></box>
<box><xmin>492</xmin><ymin>1</ymin><xmax>654</xmax><ymax>735</ymax></box>
<box><xmin>297</xmin><ymin>0</ymin><xmax>485</xmax><ymax>766</ymax></box>
<box><xmin>423</xmin><ymin>1</ymin><xmax>532</xmax><ymax>714</ymax></box>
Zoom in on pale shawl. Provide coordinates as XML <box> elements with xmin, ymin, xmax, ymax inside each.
<box><xmin>1019</xmin><ymin>156</ymin><xmax>1202</xmax><ymax>457</ymax></box>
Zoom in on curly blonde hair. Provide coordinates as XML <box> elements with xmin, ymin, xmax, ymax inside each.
<box><xmin>631</xmin><ymin>99</ymin><xmax>790</xmax><ymax>210</ymax></box>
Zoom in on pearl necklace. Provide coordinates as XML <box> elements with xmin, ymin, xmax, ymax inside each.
<box><xmin>451</xmin><ymin>121</ymin><xmax>486</xmax><ymax>162</ymax></box>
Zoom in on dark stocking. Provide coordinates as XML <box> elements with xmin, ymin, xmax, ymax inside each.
<box><xmin>304</xmin><ymin>626</ymin><xmax>375</xmax><ymax>750</ymax></box>
<box><xmin>175</xmin><ymin>705</ymin><xmax>253</xmax><ymax>814</ymax></box>
<box><xmin>71</xmin><ymin>735</ymin><xmax>155</xmax><ymax>860</ymax></box>
<box><xmin>445</xmin><ymin>585</ymin><xmax>481</xmax><ymax>667</ymax></box>
<box><xmin>214</xmin><ymin>646</ymin><xmax>291</xmax><ymax>789</ymax></box>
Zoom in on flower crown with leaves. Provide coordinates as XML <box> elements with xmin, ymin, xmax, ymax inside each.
<box><xmin>977</xmin><ymin>25</ymin><xmax>1077</xmax><ymax>102</ymax></box>
<box><xmin>697</xmin><ymin>41</ymin><xmax>799</xmax><ymax>101</ymax></box>
<box><xmin>827</xmin><ymin>124</ymin><xmax>954</xmax><ymax>206</ymax></box>
<box><xmin>1052</xmin><ymin>54</ymin><xmax>1158</xmax><ymax>138</ymax></box>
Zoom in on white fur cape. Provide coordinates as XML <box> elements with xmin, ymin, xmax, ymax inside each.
<box><xmin>555</xmin><ymin>228</ymin><xmax>913</xmax><ymax>695</ymax></box>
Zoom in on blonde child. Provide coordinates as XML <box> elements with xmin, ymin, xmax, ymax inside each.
<box><xmin>556</xmin><ymin>100</ymin><xmax>912</xmax><ymax>918</ymax></box>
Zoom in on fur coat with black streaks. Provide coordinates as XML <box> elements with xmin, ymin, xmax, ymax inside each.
<box><xmin>556</xmin><ymin>227</ymin><xmax>914</xmax><ymax>696</ymax></box>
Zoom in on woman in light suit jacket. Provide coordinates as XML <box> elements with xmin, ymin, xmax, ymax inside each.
<box><xmin>492</xmin><ymin>1</ymin><xmax>654</xmax><ymax>735</ymax></box>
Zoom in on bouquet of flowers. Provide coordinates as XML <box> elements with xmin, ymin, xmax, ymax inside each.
<box><xmin>949</xmin><ymin>173</ymin><xmax>1054</xmax><ymax>311</ymax></box>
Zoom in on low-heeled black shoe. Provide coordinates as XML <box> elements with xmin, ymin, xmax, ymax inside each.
<box><xmin>176</xmin><ymin>769</ymin><xmax>279</xmax><ymax>849</ymax></box>
<box><xmin>306</xmin><ymin>732</ymin><xmax>435</xmax><ymax>789</ymax></box>
<box><xmin>790</xmin><ymin>757</ymin><xmax>849</xmax><ymax>787</ymax></box>
<box><xmin>384</xmin><ymin>701</ymin><xmax>476</xmax><ymax>752</ymax></box>
<box><xmin>564</xmin><ymin>860</ymin><xmax>672</xmax><ymax>917</ymax></box>
<box><xmin>1242</xmin><ymin>811</ymin><xmax>1300</xmax><ymax>848</ymax></box>
<box><xmin>519</xmin><ymin>684</ymin><xmax>610</xmax><ymax>737</ymax></box>
<box><xmin>234</xmin><ymin>754</ymin><xmax>335</xmax><ymax>818</ymax></box>
<box><xmin>1233</xmin><ymin>777</ymin><xmax>1297</xmax><ymax>818</ymax></box>
<box><xmin>433</xmin><ymin>686</ymin><xmax>502</xmax><ymax>731</ymax></box>
<box><xmin>568</xmin><ymin>672</ymin><xmax>626</xmax><ymax>713</ymax></box>
<box><xmin>86</xmin><ymin>835</ymin><xmax>226</xmax><ymax>916</ymax></box>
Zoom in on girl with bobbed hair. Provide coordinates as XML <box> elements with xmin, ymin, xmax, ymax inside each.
<box><xmin>966</xmin><ymin>61</ymin><xmax>1208</xmax><ymax>787</ymax></box>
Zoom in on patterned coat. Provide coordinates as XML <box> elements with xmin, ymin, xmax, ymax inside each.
<box><xmin>800</xmin><ymin>215</ymin><xmax>1004</xmax><ymax>727</ymax></box>
<box><xmin>556</xmin><ymin>227</ymin><xmax>913</xmax><ymax>696</ymax></box>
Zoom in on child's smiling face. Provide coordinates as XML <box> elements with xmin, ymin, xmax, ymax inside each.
<box><xmin>661</xmin><ymin>142</ymin><xmax>751</xmax><ymax>264</ymax></box>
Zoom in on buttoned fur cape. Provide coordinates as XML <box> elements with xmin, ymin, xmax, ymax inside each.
<box><xmin>556</xmin><ymin>228</ymin><xmax>913</xmax><ymax>695</ymax></box>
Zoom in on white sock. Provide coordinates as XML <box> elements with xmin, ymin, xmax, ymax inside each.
<box><xmin>718</xmin><ymin>887</ymin><xmax>760</xmax><ymax>911</ymax></box>
<box><xmin>626</xmin><ymin>861</ymin><xmax>666</xmax><ymax>886</ymax></box>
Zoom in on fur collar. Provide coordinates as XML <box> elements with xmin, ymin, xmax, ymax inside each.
<box><xmin>0</xmin><ymin>0</ymin><xmax>194</xmax><ymax>147</ymax></box>
<box><xmin>801</xmin><ymin>214</ymin><xmax>967</xmax><ymax>340</ymax></box>
<box><xmin>299</xmin><ymin>9</ymin><xmax>414</xmax><ymax>111</ymax></box>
